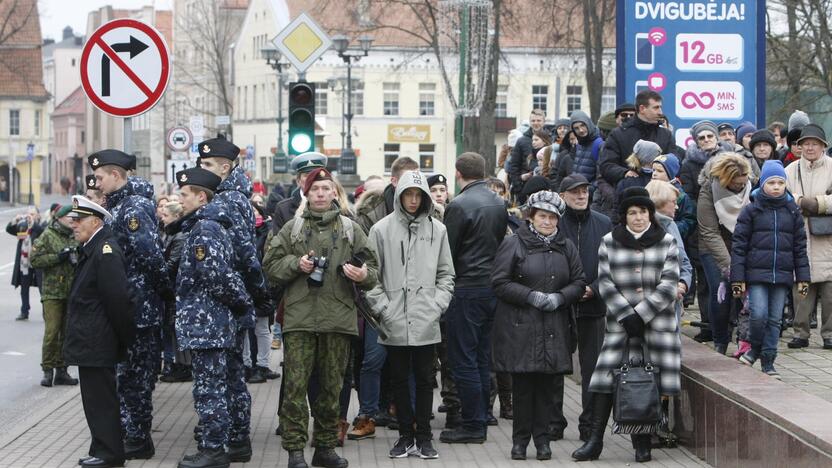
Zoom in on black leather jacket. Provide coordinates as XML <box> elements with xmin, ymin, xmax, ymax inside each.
<box><xmin>444</xmin><ymin>180</ymin><xmax>508</xmax><ymax>288</ymax></box>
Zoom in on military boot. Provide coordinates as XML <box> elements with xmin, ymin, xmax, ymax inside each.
<box><xmin>177</xmin><ymin>447</ymin><xmax>229</xmax><ymax>468</ymax></box>
<box><xmin>124</xmin><ymin>438</ymin><xmax>154</xmax><ymax>460</ymax></box>
<box><xmin>40</xmin><ymin>369</ymin><xmax>53</xmax><ymax>387</ymax></box>
<box><xmin>53</xmin><ymin>367</ymin><xmax>78</xmax><ymax>385</ymax></box>
<box><xmin>288</xmin><ymin>450</ymin><xmax>308</xmax><ymax>468</ymax></box>
<box><xmin>311</xmin><ymin>447</ymin><xmax>348</xmax><ymax>468</ymax></box>
<box><xmin>228</xmin><ymin>439</ymin><xmax>252</xmax><ymax>463</ymax></box>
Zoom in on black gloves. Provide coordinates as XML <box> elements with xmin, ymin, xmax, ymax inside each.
<box><xmin>231</xmin><ymin>302</ymin><xmax>251</xmax><ymax>317</ymax></box>
<box><xmin>57</xmin><ymin>247</ymin><xmax>72</xmax><ymax>262</ymax></box>
<box><xmin>620</xmin><ymin>313</ymin><xmax>645</xmax><ymax>337</ymax></box>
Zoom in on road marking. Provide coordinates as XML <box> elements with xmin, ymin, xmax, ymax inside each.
<box><xmin>1</xmin><ymin>351</ymin><xmax>25</xmax><ymax>356</ymax></box>
<box><xmin>0</xmin><ymin>262</ymin><xmax>13</xmax><ymax>271</ymax></box>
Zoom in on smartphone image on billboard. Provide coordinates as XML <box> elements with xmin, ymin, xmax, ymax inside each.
<box><xmin>635</xmin><ymin>33</ymin><xmax>654</xmax><ymax>70</ymax></box>
<box><xmin>635</xmin><ymin>81</ymin><xmax>649</xmax><ymax>96</ymax></box>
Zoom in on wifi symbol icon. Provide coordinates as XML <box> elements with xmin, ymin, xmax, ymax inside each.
<box><xmin>648</xmin><ymin>27</ymin><xmax>667</xmax><ymax>46</ymax></box>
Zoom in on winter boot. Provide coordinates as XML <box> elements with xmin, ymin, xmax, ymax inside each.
<box><xmin>40</xmin><ymin>369</ymin><xmax>53</xmax><ymax>387</ymax></box>
<box><xmin>310</xmin><ymin>447</ymin><xmax>348</xmax><ymax>468</ymax></box>
<box><xmin>631</xmin><ymin>434</ymin><xmax>652</xmax><ymax>463</ymax></box>
<box><xmin>288</xmin><ymin>450</ymin><xmax>309</xmax><ymax>468</ymax></box>
<box><xmin>53</xmin><ymin>367</ymin><xmax>78</xmax><ymax>385</ymax></box>
<box><xmin>228</xmin><ymin>438</ymin><xmax>252</xmax><ymax>463</ymax></box>
<box><xmin>571</xmin><ymin>393</ymin><xmax>613</xmax><ymax>461</ymax></box>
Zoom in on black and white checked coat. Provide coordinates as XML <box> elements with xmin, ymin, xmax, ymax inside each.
<box><xmin>588</xmin><ymin>230</ymin><xmax>682</xmax><ymax>396</ymax></box>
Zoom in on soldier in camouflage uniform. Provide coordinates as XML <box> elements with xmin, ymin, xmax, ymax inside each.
<box><xmin>263</xmin><ymin>168</ymin><xmax>378</xmax><ymax>468</ymax></box>
<box><xmin>197</xmin><ymin>137</ymin><xmax>272</xmax><ymax>462</ymax></box>
<box><xmin>174</xmin><ymin>167</ymin><xmax>251</xmax><ymax>468</ymax></box>
<box><xmin>30</xmin><ymin>204</ymin><xmax>79</xmax><ymax>387</ymax></box>
<box><xmin>90</xmin><ymin>150</ymin><xmax>172</xmax><ymax>460</ymax></box>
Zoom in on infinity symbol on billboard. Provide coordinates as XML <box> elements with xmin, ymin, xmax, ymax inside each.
<box><xmin>681</xmin><ymin>91</ymin><xmax>715</xmax><ymax>110</ymax></box>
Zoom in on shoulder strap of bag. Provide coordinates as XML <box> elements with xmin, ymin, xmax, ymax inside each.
<box><xmin>340</xmin><ymin>215</ymin><xmax>354</xmax><ymax>247</ymax></box>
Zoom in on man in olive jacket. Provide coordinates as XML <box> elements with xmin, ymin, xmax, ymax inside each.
<box><xmin>263</xmin><ymin>168</ymin><xmax>378</xmax><ymax>468</ymax></box>
<box><xmin>30</xmin><ymin>205</ymin><xmax>80</xmax><ymax>387</ymax></box>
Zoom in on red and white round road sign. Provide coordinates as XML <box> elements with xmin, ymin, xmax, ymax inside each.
<box><xmin>80</xmin><ymin>19</ymin><xmax>170</xmax><ymax>117</ymax></box>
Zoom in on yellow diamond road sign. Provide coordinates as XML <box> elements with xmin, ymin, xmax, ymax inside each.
<box><xmin>273</xmin><ymin>13</ymin><xmax>332</xmax><ymax>73</ymax></box>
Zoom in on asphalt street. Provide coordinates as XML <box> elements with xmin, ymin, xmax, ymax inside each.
<box><xmin>0</xmin><ymin>198</ymin><xmax>79</xmax><ymax>439</ymax></box>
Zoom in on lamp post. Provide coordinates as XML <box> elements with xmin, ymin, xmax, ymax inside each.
<box><xmin>332</xmin><ymin>34</ymin><xmax>372</xmax><ymax>175</ymax></box>
<box><xmin>261</xmin><ymin>45</ymin><xmax>291</xmax><ymax>173</ymax></box>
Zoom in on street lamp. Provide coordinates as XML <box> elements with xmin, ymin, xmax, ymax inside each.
<box><xmin>261</xmin><ymin>44</ymin><xmax>291</xmax><ymax>173</ymax></box>
<box><xmin>332</xmin><ymin>34</ymin><xmax>373</xmax><ymax>175</ymax></box>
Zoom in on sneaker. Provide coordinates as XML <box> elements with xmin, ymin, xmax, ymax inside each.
<box><xmin>764</xmin><ymin>367</ymin><xmax>782</xmax><ymax>380</ymax></box>
<box><xmin>732</xmin><ymin>340</ymin><xmax>752</xmax><ymax>359</ymax></box>
<box><xmin>347</xmin><ymin>416</ymin><xmax>376</xmax><ymax>440</ymax></box>
<box><xmin>271</xmin><ymin>338</ymin><xmax>282</xmax><ymax>350</ymax></box>
<box><xmin>761</xmin><ymin>355</ymin><xmax>782</xmax><ymax>380</ymax></box>
<box><xmin>389</xmin><ymin>437</ymin><xmax>416</xmax><ymax>458</ymax></box>
<box><xmin>258</xmin><ymin>365</ymin><xmax>280</xmax><ymax>379</ymax></box>
<box><xmin>739</xmin><ymin>348</ymin><xmax>758</xmax><ymax>366</ymax></box>
<box><xmin>417</xmin><ymin>440</ymin><xmax>439</xmax><ymax>459</ymax></box>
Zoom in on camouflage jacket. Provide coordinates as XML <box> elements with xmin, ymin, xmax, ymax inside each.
<box><xmin>355</xmin><ymin>184</ymin><xmax>395</xmax><ymax>234</ymax></box>
<box><xmin>105</xmin><ymin>176</ymin><xmax>169</xmax><ymax>328</ymax></box>
<box><xmin>263</xmin><ymin>204</ymin><xmax>379</xmax><ymax>336</ymax></box>
<box><xmin>30</xmin><ymin>219</ymin><xmax>78</xmax><ymax>301</ymax></box>
<box><xmin>211</xmin><ymin>166</ymin><xmax>270</xmax><ymax>328</ymax></box>
<box><xmin>176</xmin><ymin>204</ymin><xmax>251</xmax><ymax>350</ymax></box>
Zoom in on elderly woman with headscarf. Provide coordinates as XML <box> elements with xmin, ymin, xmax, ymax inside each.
<box><xmin>491</xmin><ymin>191</ymin><xmax>586</xmax><ymax>461</ymax></box>
<box><xmin>572</xmin><ymin>186</ymin><xmax>681</xmax><ymax>464</ymax></box>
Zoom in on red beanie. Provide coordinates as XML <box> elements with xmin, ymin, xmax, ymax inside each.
<box><xmin>303</xmin><ymin>167</ymin><xmax>333</xmax><ymax>195</ymax></box>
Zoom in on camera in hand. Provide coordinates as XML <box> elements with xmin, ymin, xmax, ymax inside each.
<box><xmin>307</xmin><ymin>256</ymin><xmax>329</xmax><ymax>288</ymax></box>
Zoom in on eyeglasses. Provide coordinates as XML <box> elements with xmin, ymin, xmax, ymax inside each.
<box><xmin>619</xmin><ymin>112</ymin><xmax>635</xmax><ymax>119</ymax></box>
<box><xmin>697</xmin><ymin>134</ymin><xmax>716</xmax><ymax>141</ymax></box>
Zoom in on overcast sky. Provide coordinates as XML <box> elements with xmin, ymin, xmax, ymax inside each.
<box><xmin>39</xmin><ymin>0</ymin><xmax>174</xmax><ymax>40</ymax></box>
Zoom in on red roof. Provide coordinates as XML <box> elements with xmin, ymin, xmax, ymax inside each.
<box><xmin>0</xmin><ymin>0</ymin><xmax>48</xmax><ymax>99</ymax></box>
<box><xmin>53</xmin><ymin>86</ymin><xmax>86</xmax><ymax>117</ymax></box>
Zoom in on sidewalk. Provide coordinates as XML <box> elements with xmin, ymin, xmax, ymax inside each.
<box><xmin>681</xmin><ymin>306</ymin><xmax>832</xmax><ymax>403</ymax></box>
<box><xmin>0</xmin><ymin>353</ymin><xmax>708</xmax><ymax>468</ymax></box>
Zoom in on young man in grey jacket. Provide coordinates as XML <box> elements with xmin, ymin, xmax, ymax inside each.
<box><xmin>367</xmin><ymin>170</ymin><xmax>455</xmax><ymax>460</ymax></box>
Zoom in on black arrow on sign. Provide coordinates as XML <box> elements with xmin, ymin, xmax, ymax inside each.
<box><xmin>101</xmin><ymin>36</ymin><xmax>149</xmax><ymax>97</ymax></box>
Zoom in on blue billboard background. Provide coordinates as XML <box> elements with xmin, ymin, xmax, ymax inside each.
<box><xmin>617</xmin><ymin>0</ymin><xmax>766</xmax><ymax>148</ymax></box>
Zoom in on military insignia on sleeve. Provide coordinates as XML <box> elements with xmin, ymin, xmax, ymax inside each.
<box><xmin>102</xmin><ymin>244</ymin><xmax>113</xmax><ymax>254</ymax></box>
<box><xmin>195</xmin><ymin>245</ymin><xmax>206</xmax><ymax>261</ymax></box>
<box><xmin>128</xmin><ymin>217</ymin><xmax>139</xmax><ymax>231</ymax></box>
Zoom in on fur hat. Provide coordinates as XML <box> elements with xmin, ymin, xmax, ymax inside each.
<box><xmin>749</xmin><ymin>130</ymin><xmax>777</xmax><ymax>152</ymax></box>
<box><xmin>618</xmin><ymin>186</ymin><xmax>655</xmax><ymax>217</ymax></box>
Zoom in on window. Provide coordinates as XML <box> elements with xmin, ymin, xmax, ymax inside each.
<box><xmin>383</xmin><ymin>143</ymin><xmax>400</xmax><ymax>172</ymax></box>
<box><xmin>243</xmin><ymin>86</ymin><xmax>248</xmax><ymax>120</ymax></box>
<box><xmin>383</xmin><ymin>82</ymin><xmax>399</xmax><ymax>116</ymax></box>
<box><xmin>566</xmin><ymin>85</ymin><xmax>582</xmax><ymax>115</ymax></box>
<box><xmin>532</xmin><ymin>85</ymin><xmax>548</xmax><ymax>113</ymax></box>
<box><xmin>315</xmin><ymin>83</ymin><xmax>328</xmax><ymax>115</ymax></box>
<box><xmin>34</xmin><ymin>110</ymin><xmax>41</xmax><ymax>136</ymax></box>
<box><xmin>81</xmin><ymin>130</ymin><xmax>85</xmax><ymax>143</ymax></box>
<box><xmin>9</xmin><ymin>109</ymin><xmax>20</xmax><ymax>136</ymax></box>
<box><xmin>350</xmin><ymin>88</ymin><xmax>364</xmax><ymax>116</ymax></box>
<box><xmin>419</xmin><ymin>144</ymin><xmax>435</xmax><ymax>171</ymax></box>
<box><xmin>601</xmin><ymin>86</ymin><xmax>616</xmax><ymax>115</ymax></box>
<box><xmin>419</xmin><ymin>83</ymin><xmax>435</xmax><ymax>116</ymax></box>
<box><xmin>495</xmin><ymin>84</ymin><xmax>508</xmax><ymax>117</ymax></box>
<box><xmin>252</xmin><ymin>85</ymin><xmax>258</xmax><ymax>119</ymax></box>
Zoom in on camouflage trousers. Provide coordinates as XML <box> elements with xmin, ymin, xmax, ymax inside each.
<box><xmin>191</xmin><ymin>348</ymin><xmax>230</xmax><ymax>449</ymax></box>
<box><xmin>41</xmin><ymin>300</ymin><xmax>67</xmax><ymax>371</ymax></box>
<box><xmin>281</xmin><ymin>331</ymin><xmax>351</xmax><ymax>451</ymax></box>
<box><xmin>227</xmin><ymin>328</ymin><xmax>251</xmax><ymax>443</ymax></box>
<box><xmin>118</xmin><ymin>326</ymin><xmax>160</xmax><ymax>442</ymax></box>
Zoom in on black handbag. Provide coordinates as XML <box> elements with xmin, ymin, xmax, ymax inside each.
<box><xmin>797</xmin><ymin>165</ymin><xmax>832</xmax><ymax>235</ymax></box>
<box><xmin>612</xmin><ymin>338</ymin><xmax>662</xmax><ymax>426</ymax></box>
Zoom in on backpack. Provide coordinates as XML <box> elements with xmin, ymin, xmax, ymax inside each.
<box><xmin>290</xmin><ymin>214</ymin><xmax>355</xmax><ymax>247</ymax></box>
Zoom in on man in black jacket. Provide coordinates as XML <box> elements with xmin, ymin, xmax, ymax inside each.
<box><xmin>600</xmin><ymin>90</ymin><xmax>674</xmax><ymax>186</ymax></box>
<box><xmin>440</xmin><ymin>152</ymin><xmax>508</xmax><ymax>444</ymax></box>
<box><xmin>64</xmin><ymin>195</ymin><xmax>135</xmax><ymax>468</ymax></box>
<box><xmin>508</xmin><ymin>109</ymin><xmax>546</xmax><ymax>201</ymax></box>
<box><xmin>558</xmin><ymin>175</ymin><xmax>612</xmax><ymax>442</ymax></box>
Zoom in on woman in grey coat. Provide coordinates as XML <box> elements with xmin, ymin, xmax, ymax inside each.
<box><xmin>572</xmin><ymin>186</ymin><xmax>681</xmax><ymax>464</ymax></box>
<box><xmin>491</xmin><ymin>191</ymin><xmax>586</xmax><ymax>461</ymax></box>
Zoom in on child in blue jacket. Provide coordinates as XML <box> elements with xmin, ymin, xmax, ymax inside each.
<box><xmin>730</xmin><ymin>160</ymin><xmax>810</xmax><ymax>378</ymax></box>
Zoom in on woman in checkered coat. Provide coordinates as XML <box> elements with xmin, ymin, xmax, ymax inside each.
<box><xmin>572</xmin><ymin>186</ymin><xmax>681</xmax><ymax>464</ymax></box>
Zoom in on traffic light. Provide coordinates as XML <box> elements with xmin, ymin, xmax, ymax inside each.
<box><xmin>288</xmin><ymin>81</ymin><xmax>315</xmax><ymax>156</ymax></box>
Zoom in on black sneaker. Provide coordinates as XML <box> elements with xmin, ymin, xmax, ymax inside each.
<box><xmin>258</xmin><ymin>365</ymin><xmax>280</xmax><ymax>379</ymax></box>
<box><xmin>417</xmin><ymin>440</ymin><xmax>439</xmax><ymax>459</ymax></box>
<box><xmin>788</xmin><ymin>337</ymin><xmax>809</xmax><ymax>349</ymax></box>
<box><xmin>247</xmin><ymin>366</ymin><xmax>266</xmax><ymax>384</ymax></box>
<box><xmin>389</xmin><ymin>437</ymin><xmax>416</xmax><ymax>458</ymax></box>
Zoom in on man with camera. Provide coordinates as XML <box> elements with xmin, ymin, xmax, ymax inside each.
<box><xmin>30</xmin><ymin>204</ymin><xmax>80</xmax><ymax>387</ymax></box>
<box><xmin>263</xmin><ymin>167</ymin><xmax>378</xmax><ymax>468</ymax></box>
<box><xmin>174</xmin><ymin>167</ymin><xmax>253</xmax><ymax>468</ymax></box>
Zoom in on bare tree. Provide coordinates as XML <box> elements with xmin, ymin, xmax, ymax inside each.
<box><xmin>0</xmin><ymin>0</ymin><xmax>36</xmax><ymax>47</ymax></box>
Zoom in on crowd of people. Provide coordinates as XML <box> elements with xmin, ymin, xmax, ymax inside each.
<box><xmin>7</xmin><ymin>88</ymin><xmax>831</xmax><ymax>468</ymax></box>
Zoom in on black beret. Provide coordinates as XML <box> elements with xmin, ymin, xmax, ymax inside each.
<box><xmin>427</xmin><ymin>174</ymin><xmax>447</xmax><ymax>188</ymax></box>
<box><xmin>198</xmin><ymin>137</ymin><xmax>241</xmax><ymax>161</ymax></box>
<box><xmin>85</xmin><ymin>174</ymin><xmax>98</xmax><ymax>190</ymax></box>
<box><xmin>176</xmin><ymin>167</ymin><xmax>222</xmax><ymax>192</ymax></box>
<box><xmin>521</xmin><ymin>175</ymin><xmax>551</xmax><ymax>198</ymax></box>
<box><xmin>88</xmin><ymin>149</ymin><xmax>135</xmax><ymax>171</ymax></box>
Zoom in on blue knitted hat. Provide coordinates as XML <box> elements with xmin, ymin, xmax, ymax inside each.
<box><xmin>759</xmin><ymin>160</ymin><xmax>786</xmax><ymax>187</ymax></box>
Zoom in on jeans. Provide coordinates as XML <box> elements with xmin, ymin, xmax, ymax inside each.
<box><xmin>747</xmin><ymin>284</ymin><xmax>788</xmax><ymax>355</ymax></box>
<box><xmin>387</xmin><ymin>345</ymin><xmax>435</xmax><ymax>442</ymax></box>
<box><xmin>446</xmin><ymin>287</ymin><xmax>496</xmax><ymax>433</ymax></box>
<box><xmin>242</xmin><ymin>317</ymin><xmax>273</xmax><ymax>368</ymax></box>
<box><xmin>700</xmin><ymin>254</ymin><xmax>732</xmax><ymax>345</ymax></box>
<box><xmin>358</xmin><ymin>324</ymin><xmax>386</xmax><ymax>417</ymax></box>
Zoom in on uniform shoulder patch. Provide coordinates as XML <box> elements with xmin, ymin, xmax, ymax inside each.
<box><xmin>194</xmin><ymin>245</ymin><xmax>206</xmax><ymax>261</ymax></box>
<box><xmin>128</xmin><ymin>217</ymin><xmax>140</xmax><ymax>232</ymax></box>
<box><xmin>102</xmin><ymin>243</ymin><xmax>113</xmax><ymax>254</ymax></box>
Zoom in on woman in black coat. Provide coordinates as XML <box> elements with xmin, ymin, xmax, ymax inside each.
<box><xmin>158</xmin><ymin>202</ymin><xmax>190</xmax><ymax>382</ymax></box>
<box><xmin>6</xmin><ymin>208</ymin><xmax>44</xmax><ymax>320</ymax></box>
<box><xmin>491</xmin><ymin>190</ymin><xmax>586</xmax><ymax>461</ymax></box>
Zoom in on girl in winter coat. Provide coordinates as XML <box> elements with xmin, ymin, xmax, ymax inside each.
<box><xmin>731</xmin><ymin>161</ymin><xmax>810</xmax><ymax>378</ymax></box>
<box><xmin>491</xmin><ymin>190</ymin><xmax>586</xmax><ymax>461</ymax></box>
<box><xmin>573</xmin><ymin>186</ymin><xmax>681</xmax><ymax>464</ymax></box>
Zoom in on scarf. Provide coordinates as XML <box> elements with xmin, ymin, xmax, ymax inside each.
<box><xmin>528</xmin><ymin>223</ymin><xmax>557</xmax><ymax>246</ymax></box>
<box><xmin>612</xmin><ymin>222</ymin><xmax>666</xmax><ymax>250</ymax></box>
<box><xmin>712</xmin><ymin>179</ymin><xmax>751</xmax><ymax>233</ymax></box>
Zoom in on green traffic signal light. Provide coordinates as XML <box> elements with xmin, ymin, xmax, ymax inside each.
<box><xmin>288</xmin><ymin>82</ymin><xmax>315</xmax><ymax>156</ymax></box>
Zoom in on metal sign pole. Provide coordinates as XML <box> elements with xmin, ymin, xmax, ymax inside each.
<box><xmin>124</xmin><ymin>117</ymin><xmax>132</xmax><ymax>155</ymax></box>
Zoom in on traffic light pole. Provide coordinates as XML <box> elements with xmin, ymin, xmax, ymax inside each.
<box><xmin>276</xmin><ymin>69</ymin><xmax>286</xmax><ymax>160</ymax></box>
<box><xmin>345</xmin><ymin>62</ymin><xmax>354</xmax><ymax>153</ymax></box>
